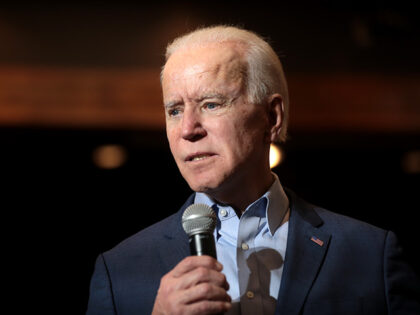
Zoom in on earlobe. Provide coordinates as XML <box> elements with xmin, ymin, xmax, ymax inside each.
<box><xmin>268</xmin><ymin>94</ymin><xmax>284</xmax><ymax>143</ymax></box>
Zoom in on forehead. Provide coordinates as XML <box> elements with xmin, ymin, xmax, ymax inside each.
<box><xmin>162</xmin><ymin>42</ymin><xmax>246</xmax><ymax>90</ymax></box>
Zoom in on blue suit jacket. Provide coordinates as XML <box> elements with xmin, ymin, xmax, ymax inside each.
<box><xmin>86</xmin><ymin>190</ymin><xmax>420</xmax><ymax>314</ymax></box>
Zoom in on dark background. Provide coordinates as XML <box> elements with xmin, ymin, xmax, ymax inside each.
<box><xmin>1</xmin><ymin>2</ymin><xmax>419</xmax><ymax>314</ymax></box>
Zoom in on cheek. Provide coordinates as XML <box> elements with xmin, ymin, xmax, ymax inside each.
<box><xmin>225</xmin><ymin>120</ymin><xmax>267</xmax><ymax>168</ymax></box>
<box><xmin>214</xmin><ymin>121</ymin><xmax>253</xmax><ymax>162</ymax></box>
<box><xmin>233</xmin><ymin>112</ymin><xmax>266</xmax><ymax>145</ymax></box>
<box><xmin>166</xmin><ymin>128</ymin><xmax>180</xmax><ymax>159</ymax></box>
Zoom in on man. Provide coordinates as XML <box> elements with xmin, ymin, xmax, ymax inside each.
<box><xmin>86</xmin><ymin>25</ymin><xmax>419</xmax><ymax>315</ymax></box>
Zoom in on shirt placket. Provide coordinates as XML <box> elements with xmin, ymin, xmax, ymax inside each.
<box><xmin>237</xmin><ymin>211</ymin><xmax>264</xmax><ymax>315</ymax></box>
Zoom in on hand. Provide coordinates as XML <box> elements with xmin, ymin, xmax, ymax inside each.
<box><xmin>152</xmin><ymin>255</ymin><xmax>232</xmax><ymax>315</ymax></box>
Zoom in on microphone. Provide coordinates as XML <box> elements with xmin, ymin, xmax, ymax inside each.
<box><xmin>182</xmin><ymin>204</ymin><xmax>225</xmax><ymax>315</ymax></box>
<box><xmin>182</xmin><ymin>203</ymin><xmax>217</xmax><ymax>258</ymax></box>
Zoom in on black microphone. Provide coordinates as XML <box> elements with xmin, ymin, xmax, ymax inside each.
<box><xmin>182</xmin><ymin>204</ymin><xmax>225</xmax><ymax>315</ymax></box>
<box><xmin>182</xmin><ymin>203</ymin><xmax>217</xmax><ymax>259</ymax></box>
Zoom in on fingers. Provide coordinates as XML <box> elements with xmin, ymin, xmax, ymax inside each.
<box><xmin>179</xmin><ymin>282</ymin><xmax>231</xmax><ymax>304</ymax></box>
<box><xmin>163</xmin><ymin>283</ymin><xmax>231</xmax><ymax>315</ymax></box>
<box><xmin>171</xmin><ymin>255</ymin><xmax>222</xmax><ymax>277</ymax></box>
<box><xmin>161</xmin><ymin>256</ymin><xmax>229</xmax><ymax>293</ymax></box>
<box><xmin>154</xmin><ymin>295</ymin><xmax>230</xmax><ymax>315</ymax></box>
<box><xmin>152</xmin><ymin>256</ymin><xmax>232</xmax><ymax>315</ymax></box>
<box><xmin>187</xmin><ymin>300</ymin><xmax>232</xmax><ymax>314</ymax></box>
<box><xmin>180</xmin><ymin>266</ymin><xmax>229</xmax><ymax>291</ymax></box>
<box><xmin>171</xmin><ymin>256</ymin><xmax>229</xmax><ymax>292</ymax></box>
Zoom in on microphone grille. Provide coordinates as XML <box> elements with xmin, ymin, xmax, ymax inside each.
<box><xmin>182</xmin><ymin>203</ymin><xmax>217</xmax><ymax>236</ymax></box>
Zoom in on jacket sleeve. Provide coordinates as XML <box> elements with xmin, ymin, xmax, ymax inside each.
<box><xmin>384</xmin><ymin>231</ymin><xmax>420</xmax><ymax>314</ymax></box>
<box><xmin>86</xmin><ymin>254</ymin><xmax>117</xmax><ymax>315</ymax></box>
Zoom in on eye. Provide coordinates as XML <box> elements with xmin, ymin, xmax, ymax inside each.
<box><xmin>204</xmin><ymin>102</ymin><xmax>220</xmax><ymax>110</ymax></box>
<box><xmin>168</xmin><ymin>108</ymin><xmax>181</xmax><ymax>117</ymax></box>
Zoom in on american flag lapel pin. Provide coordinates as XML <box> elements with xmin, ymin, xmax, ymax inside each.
<box><xmin>311</xmin><ymin>236</ymin><xmax>324</xmax><ymax>247</ymax></box>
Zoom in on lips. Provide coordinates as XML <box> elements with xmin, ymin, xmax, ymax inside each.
<box><xmin>185</xmin><ymin>152</ymin><xmax>215</xmax><ymax>162</ymax></box>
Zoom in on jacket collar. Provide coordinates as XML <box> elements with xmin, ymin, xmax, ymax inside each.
<box><xmin>161</xmin><ymin>189</ymin><xmax>331</xmax><ymax>315</ymax></box>
<box><xmin>276</xmin><ymin>188</ymin><xmax>331</xmax><ymax>315</ymax></box>
<box><xmin>161</xmin><ymin>194</ymin><xmax>195</xmax><ymax>271</ymax></box>
<box><xmin>194</xmin><ymin>173</ymin><xmax>289</xmax><ymax>236</ymax></box>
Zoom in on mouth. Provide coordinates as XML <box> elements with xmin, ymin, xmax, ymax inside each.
<box><xmin>185</xmin><ymin>152</ymin><xmax>215</xmax><ymax>162</ymax></box>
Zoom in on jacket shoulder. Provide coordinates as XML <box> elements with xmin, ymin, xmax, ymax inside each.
<box><xmin>314</xmin><ymin>206</ymin><xmax>387</xmax><ymax>236</ymax></box>
<box><xmin>108</xmin><ymin>212</ymin><xmax>179</xmax><ymax>256</ymax></box>
<box><xmin>103</xmin><ymin>194</ymin><xmax>194</xmax><ymax>261</ymax></box>
<box><xmin>286</xmin><ymin>187</ymin><xmax>387</xmax><ymax>237</ymax></box>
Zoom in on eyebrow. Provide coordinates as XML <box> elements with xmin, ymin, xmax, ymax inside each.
<box><xmin>164</xmin><ymin>93</ymin><xmax>228</xmax><ymax>108</ymax></box>
<box><xmin>164</xmin><ymin>100</ymin><xmax>183</xmax><ymax>109</ymax></box>
<box><xmin>195</xmin><ymin>93</ymin><xmax>227</xmax><ymax>103</ymax></box>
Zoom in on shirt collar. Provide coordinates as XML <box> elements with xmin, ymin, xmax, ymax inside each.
<box><xmin>194</xmin><ymin>172</ymin><xmax>289</xmax><ymax>235</ymax></box>
<box><xmin>264</xmin><ymin>172</ymin><xmax>289</xmax><ymax>234</ymax></box>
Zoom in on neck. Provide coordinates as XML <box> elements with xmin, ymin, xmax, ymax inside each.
<box><xmin>207</xmin><ymin>169</ymin><xmax>274</xmax><ymax>215</ymax></box>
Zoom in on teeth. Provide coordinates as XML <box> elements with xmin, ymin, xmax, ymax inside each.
<box><xmin>191</xmin><ymin>155</ymin><xmax>209</xmax><ymax>161</ymax></box>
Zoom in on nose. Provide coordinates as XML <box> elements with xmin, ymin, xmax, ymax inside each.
<box><xmin>181</xmin><ymin>107</ymin><xmax>207</xmax><ymax>142</ymax></box>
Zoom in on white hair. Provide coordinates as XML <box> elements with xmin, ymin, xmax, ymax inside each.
<box><xmin>162</xmin><ymin>25</ymin><xmax>289</xmax><ymax>142</ymax></box>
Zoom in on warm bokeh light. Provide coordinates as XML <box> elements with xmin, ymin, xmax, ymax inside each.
<box><xmin>402</xmin><ymin>150</ymin><xmax>420</xmax><ymax>174</ymax></box>
<box><xmin>269</xmin><ymin>144</ymin><xmax>283</xmax><ymax>169</ymax></box>
<box><xmin>92</xmin><ymin>144</ymin><xmax>127</xmax><ymax>169</ymax></box>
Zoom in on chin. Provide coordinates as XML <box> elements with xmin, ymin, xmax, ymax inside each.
<box><xmin>187</xmin><ymin>175</ymin><xmax>235</xmax><ymax>198</ymax></box>
<box><xmin>185</xmin><ymin>175</ymin><xmax>221</xmax><ymax>193</ymax></box>
<box><xmin>188</xmin><ymin>181</ymin><xmax>216</xmax><ymax>193</ymax></box>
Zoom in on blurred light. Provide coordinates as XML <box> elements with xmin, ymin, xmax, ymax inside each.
<box><xmin>351</xmin><ymin>17</ymin><xmax>372</xmax><ymax>48</ymax></box>
<box><xmin>270</xmin><ymin>144</ymin><xmax>283</xmax><ymax>169</ymax></box>
<box><xmin>92</xmin><ymin>144</ymin><xmax>127</xmax><ymax>169</ymax></box>
<box><xmin>402</xmin><ymin>150</ymin><xmax>420</xmax><ymax>174</ymax></box>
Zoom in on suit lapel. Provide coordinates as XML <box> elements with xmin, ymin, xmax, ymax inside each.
<box><xmin>160</xmin><ymin>194</ymin><xmax>195</xmax><ymax>271</ymax></box>
<box><xmin>276</xmin><ymin>190</ymin><xmax>331</xmax><ymax>315</ymax></box>
<box><xmin>158</xmin><ymin>190</ymin><xmax>331</xmax><ymax>314</ymax></box>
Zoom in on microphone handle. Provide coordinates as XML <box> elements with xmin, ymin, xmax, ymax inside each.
<box><xmin>188</xmin><ymin>233</ymin><xmax>224</xmax><ymax>315</ymax></box>
<box><xmin>189</xmin><ymin>233</ymin><xmax>217</xmax><ymax>259</ymax></box>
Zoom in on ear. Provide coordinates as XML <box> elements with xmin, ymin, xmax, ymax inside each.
<box><xmin>267</xmin><ymin>94</ymin><xmax>284</xmax><ymax>143</ymax></box>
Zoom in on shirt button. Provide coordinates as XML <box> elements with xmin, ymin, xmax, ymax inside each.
<box><xmin>241</xmin><ymin>242</ymin><xmax>249</xmax><ymax>250</ymax></box>
<box><xmin>220</xmin><ymin>209</ymin><xmax>227</xmax><ymax>217</ymax></box>
<box><xmin>246</xmin><ymin>291</ymin><xmax>254</xmax><ymax>299</ymax></box>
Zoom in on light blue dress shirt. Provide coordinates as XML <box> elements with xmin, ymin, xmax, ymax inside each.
<box><xmin>194</xmin><ymin>173</ymin><xmax>290</xmax><ymax>315</ymax></box>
